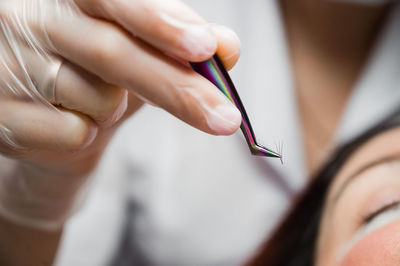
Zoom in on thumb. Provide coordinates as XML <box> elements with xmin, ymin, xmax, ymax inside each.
<box><xmin>211</xmin><ymin>24</ymin><xmax>241</xmax><ymax>70</ymax></box>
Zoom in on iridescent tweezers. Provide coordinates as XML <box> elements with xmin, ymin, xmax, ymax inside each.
<box><xmin>190</xmin><ymin>55</ymin><xmax>282</xmax><ymax>162</ymax></box>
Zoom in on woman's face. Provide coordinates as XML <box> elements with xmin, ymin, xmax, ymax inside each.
<box><xmin>332</xmin><ymin>0</ymin><xmax>393</xmax><ymax>5</ymax></box>
<box><xmin>316</xmin><ymin>127</ymin><xmax>400</xmax><ymax>266</ymax></box>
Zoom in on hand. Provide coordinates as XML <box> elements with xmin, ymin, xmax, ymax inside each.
<box><xmin>0</xmin><ymin>0</ymin><xmax>241</xmax><ymax>230</ymax></box>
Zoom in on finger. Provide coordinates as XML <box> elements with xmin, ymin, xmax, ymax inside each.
<box><xmin>17</xmin><ymin>45</ymin><xmax>129</xmax><ymax>127</ymax></box>
<box><xmin>74</xmin><ymin>0</ymin><xmax>217</xmax><ymax>62</ymax></box>
<box><xmin>45</xmin><ymin>13</ymin><xmax>241</xmax><ymax>135</ymax></box>
<box><xmin>211</xmin><ymin>24</ymin><xmax>241</xmax><ymax>71</ymax></box>
<box><xmin>121</xmin><ymin>92</ymin><xmax>144</xmax><ymax>121</ymax></box>
<box><xmin>0</xmin><ymin>101</ymin><xmax>98</xmax><ymax>155</ymax></box>
<box><xmin>54</xmin><ymin>61</ymin><xmax>128</xmax><ymax>127</ymax></box>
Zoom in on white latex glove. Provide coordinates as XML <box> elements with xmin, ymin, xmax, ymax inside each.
<box><xmin>0</xmin><ymin>0</ymin><xmax>241</xmax><ymax>230</ymax></box>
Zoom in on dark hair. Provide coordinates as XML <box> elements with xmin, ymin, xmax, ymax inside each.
<box><xmin>247</xmin><ymin>110</ymin><xmax>400</xmax><ymax>266</ymax></box>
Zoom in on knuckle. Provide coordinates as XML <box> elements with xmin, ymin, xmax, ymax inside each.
<box><xmin>92</xmin><ymin>29</ymin><xmax>123</xmax><ymax>66</ymax></box>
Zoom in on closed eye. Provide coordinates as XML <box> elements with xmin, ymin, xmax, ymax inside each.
<box><xmin>363</xmin><ymin>201</ymin><xmax>400</xmax><ymax>224</ymax></box>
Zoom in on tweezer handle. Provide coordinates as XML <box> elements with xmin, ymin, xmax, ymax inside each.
<box><xmin>190</xmin><ymin>55</ymin><xmax>254</xmax><ymax>142</ymax></box>
<box><xmin>191</xmin><ymin>55</ymin><xmax>262</xmax><ymax>150</ymax></box>
<box><xmin>190</xmin><ymin>55</ymin><xmax>281</xmax><ymax>159</ymax></box>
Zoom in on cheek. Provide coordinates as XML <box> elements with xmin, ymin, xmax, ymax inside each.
<box><xmin>340</xmin><ymin>221</ymin><xmax>400</xmax><ymax>266</ymax></box>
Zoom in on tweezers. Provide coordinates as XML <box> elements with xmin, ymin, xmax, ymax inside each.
<box><xmin>190</xmin><ymin>54</ymin><xmax>282</xmax><ymax>162</ymax></box>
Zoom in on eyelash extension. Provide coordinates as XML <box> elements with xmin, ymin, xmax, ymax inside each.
<box><xmin>362</xmin><ymin>201</ymin><xmax>400</xmax><ymax>224</ymax></box>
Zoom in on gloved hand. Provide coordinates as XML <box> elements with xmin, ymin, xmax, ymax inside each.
<box><xmin>0</xmin><ymin>0</ymin><xmax>241</xmax><ymax>230</ymax></box>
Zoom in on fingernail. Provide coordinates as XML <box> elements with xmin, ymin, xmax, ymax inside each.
<box><xmin>206</xmin><ymin>104</ymin><xmax>242</xmax><ymax>135</ymax></box>
<box><xmin>159</xmin><ymin>13</ymin><xmax>217</xmax><ymax>57</ymax></box>
<box><xmin>80</xmin><ymin>124</ymin><xmax>98</xmax><ymax>150</ymax></box>
<box><xmin>101</xmin><ymin>90</ymin><xmax>128</xmax><ymax>128</ymax></box>
<box><xmin>183</xmin><ymin>87</ymin><xmax>241</xmax><ymax>135</ymax></box>
<box><xmin>62</xmin><ymin>111</ymin><xmax>98</xmax><ymax>151</ymax></box>
<box><xmin>210</xmin><ymin>24</ymin><xmax>241</xmax><ymax>61</ymax></box>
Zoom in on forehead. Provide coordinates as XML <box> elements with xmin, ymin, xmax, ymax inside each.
<box><xmin>327</xmin><ymin>127</ymin><xmax>400</xmax><ymax>204</ymax></box>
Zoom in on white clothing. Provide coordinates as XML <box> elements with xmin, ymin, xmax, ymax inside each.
<box><xmin>55</xmin><ymin>1</ymin><xmax>400</xmax><ymax>266</ymax></box>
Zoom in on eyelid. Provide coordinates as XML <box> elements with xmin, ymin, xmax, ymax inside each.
<box><xmin>337</xmin><ymin>201</ymin><xmax>400</xmax><ymax>263</ymax></box>
<box><xmin>363</xmin><ymin>200</ymin><xmax>400</xmax><ymax>224</ymax></box>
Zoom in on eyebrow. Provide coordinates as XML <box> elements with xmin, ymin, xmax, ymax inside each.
<box><xmin>332</xmin><ymin>154</ymin><xmax>400</xmax><ymax>203</ymax></box>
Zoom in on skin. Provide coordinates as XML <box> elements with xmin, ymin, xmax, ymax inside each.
<box><xmin>0</xmin><ymin>0</ymin><xmax>393</xmax><ymax>265</ymax></box>
<box><xmin>0</xmin><ymin>0</ymin><xmax>240</xmax><ymax>265</ymax></box>
<box><xmin>281</xmin><ymin>0</ymin><xmax>390</xmax><ymax>174</ymax></box>
<box><xmin>0</xmin><ymin>217</ymin><xmax>62</xmax><ymax>266</ymax></box>
<box><xmin>317</xmin><ymin>127</ymin><xmax>400</xmax><ymax>266</ymax></box>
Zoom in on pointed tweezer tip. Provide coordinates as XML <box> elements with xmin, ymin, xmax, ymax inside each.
<box><xmin>274</xmin><ymin>152</ymin><xmax>284</xmax><ymax>165</ymax></box>
<box><xmin>272</xmin><ymin>153</ymin><xmax>284</xmax><ymax>165</ymax></box>
<box><xmin>271</xmin><ymin>153</ymin><xmax>284</xmax><ymax>165</ymax></box>
<box><xmin>264</xmin><ymin>147</ymin><xmax>282</xmax><ymax>159</ymax></box>
<box><xmin>253</xmin><ymin>145</ymin><xmax>283</xmax><ymax>164</ymax></box>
